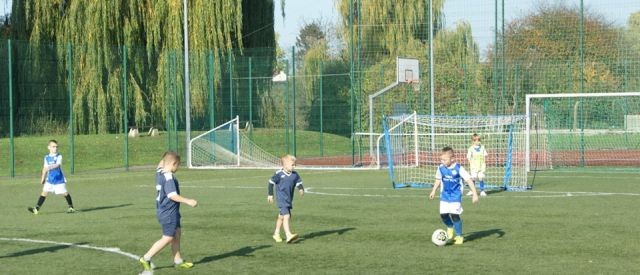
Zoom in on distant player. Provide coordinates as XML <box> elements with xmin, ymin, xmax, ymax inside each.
<box><xmin>466</xmin><ymin>133</ymin><xmax>488</xmax><ymax>197</ymax></box>
<box><xmin>268</xmin><ymin>154</ymin><xmax>304</xmax><ymax>244</ymax></box>
<box><xmin>27</xmin><ymin>139</ymin><xmax>75</xmax><ymax>214</ymax></box>
<box><xmin>139</xmin><ymin>152</ymin><xmax>198</xmax><ymax>272</ymax></box>
<box><xmin>429</xmin><ymin>146</ymin><xmax>479</xmax><ymax>245</ymax></box>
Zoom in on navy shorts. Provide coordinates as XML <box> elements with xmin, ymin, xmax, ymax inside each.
<box><xmin>279</xmin><ymin>207</ymin><xmax>292</xmax><ymax>215</ymax></box>
<box><xmin>160</xmin><ymin>219</ymin><xmax>181</xmax><ymax>237</ymax></box>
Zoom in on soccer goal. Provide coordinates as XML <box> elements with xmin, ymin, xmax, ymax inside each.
<box><xmin>189</xmin><ymin>116</ymin><xmax>281</xmax><ymax>169</ymax></box>
<box><xmin>526</xmin><ymin>92</ymin><xmax>640</xmax><ymax>171</ymax></box>
<box><xmin>383</xmin><ymin>112</ymin><xmax>529</xmax><ymax>190</ymax></box>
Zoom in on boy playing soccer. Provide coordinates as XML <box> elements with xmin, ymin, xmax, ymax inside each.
<box><xmin>28</xmin><ymin>139</ymin><xmax>75</xmax><ymax>214</ymax></box>
<box><xmin>466</xmin><ymin>133</ymin><xmax>488</xmax><ymax>197</ymax></box>
<box><xmin>139</xmin><ymin>152</ymin><xmax>198</xmax><ymax>272</ymax></box>
<box><xmin>429</xmin><ymin>146</ymin><xmax>479</xmax><ymax>245</ymax></box>
<box><xmin>267</xmin><ymin>154</ymin><xmax>304</xmax><ymax>244</ymax></box>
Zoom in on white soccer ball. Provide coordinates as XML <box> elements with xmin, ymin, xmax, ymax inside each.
<box><xmin>431</xmin><ymin>229</ymin><xmax>448</xmax><ymax>246</ymax></box>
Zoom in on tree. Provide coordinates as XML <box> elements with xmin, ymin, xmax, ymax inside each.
<box><xmin>295</xmin><ymin>20</ymin><xmax>326</xmax><ymax>60</ymax></box>
<box><xmin>489</xmin><ymin>3</ymin><xmax>622</xmax><ymax>98</ymax></box>
<box><xmin>8</xmin><ymin>0</ymin><xmax>256</xmax><ymax>134</ymax></box>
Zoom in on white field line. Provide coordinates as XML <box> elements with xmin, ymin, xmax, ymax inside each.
<box><xmin>0</xmin><ymin>237</ymin><xmax>140</xmax><ymax>260</ymax></box>
<box><xmin>142</xmin><ymin>185</ymin><xmax>640</xmax><ymax>199</ymax></box>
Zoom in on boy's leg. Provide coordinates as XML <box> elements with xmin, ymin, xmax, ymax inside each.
<box><xmin>63</xmin><ymin>193</ymin><xmax>75</xmax><ymax>213</ymax></box>
<box><xmin>440</xmin><ymin>214</ymin><xmax>455</xmax><ymax>239</ymax></box>
<box><xmin>273</xmin><ymin>214</ymin><xmax>284</xmax><ymax>242</ymax></box>
<box><xmin>170</xmin><ymin>228</ymin><xmax>193</xmax><ymax>269</ymax></box>
<box><xmin>282</xmin><ymin>210</ymin><xmax>298</xmax><ymax>243</ymax></box>
<box><xmin>479</xmin><ymin>172</ymin><xmax>487</xmax><ymax>196</ymax></box>
<box><xmin>28</xmin><ymin>194</ymin><xmax>48</xmax><ymax>214</ymax></box>
<box><xmin>451</xmin><ymin>214</ymin><xmax>464</xmax><ymax>244</ymax></box>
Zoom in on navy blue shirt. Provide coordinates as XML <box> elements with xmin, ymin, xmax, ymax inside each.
<box><xmin>268</xmin><ymin>169</ymin><xmax>303</xmax><ymax>209</ymax></box>
<box><xmin>155</xmin><ymin>168</ymin><xmax>181</xmax><ymax>223</ymax></box>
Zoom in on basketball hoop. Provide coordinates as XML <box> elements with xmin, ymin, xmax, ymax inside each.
<box><xmin>407</xmin><ymin>80</ymin><xmax>420</xmax><ymax>92</ymax></box>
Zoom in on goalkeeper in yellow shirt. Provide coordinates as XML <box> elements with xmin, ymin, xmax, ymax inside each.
<box><xmin>466</xmin><ymin>134</ymin><xmax>488</xmax><ymax>197</ymax></box>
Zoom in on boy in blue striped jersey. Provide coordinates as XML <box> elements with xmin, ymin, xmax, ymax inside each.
<box><xmin>268</xmin><ymin>154</ymin><xmax>304</xmax><ymax>244</ymax></box>
<box><xmin>429</xmin><ymin>146</ymin><xmax>479</xmax><ymax>245</ymax></box>
<box><xmin>28</xmin><ymin>140</ymin><xmax>75</xmax><ymax>214</ymax></box>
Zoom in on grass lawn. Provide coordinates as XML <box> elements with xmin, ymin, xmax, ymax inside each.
<box><xmin>1</xmin><ymin>168</ymin><xmax>639</xmax><ymax>274</ymax></box>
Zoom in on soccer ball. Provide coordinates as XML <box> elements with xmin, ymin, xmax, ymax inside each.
<box><xmin>431</xmin><ymin>229</ymin><xmax>448</xmax><ymax>246</ymax></box>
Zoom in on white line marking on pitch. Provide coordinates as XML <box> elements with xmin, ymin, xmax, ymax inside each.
<box><xmin>0</xmin><ymin>237</ymin><xmax>140</xmax><ymax>261</ymax></box>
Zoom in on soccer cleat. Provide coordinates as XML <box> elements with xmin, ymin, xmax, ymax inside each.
<box><xmin>480</xmin><ymin>191</ymin><xmax>487</xmax><ymax>197</ymax></box>
<box><xmin>446</xmin><ymin>228</ymin><xmax>454</xmax><ymax>239</ymax></box>
<box><xmin>175</xmin><ymin>261</ymin><xmax>194</xmax><ymax>269</ymax></box>
<box><xmin>27</xmin><ymin>207</ymin><xmax>39</xmax><ymax>215</ymax></box>
<box><xmin>286</xmin><ymin>234</ymin><xmax>298</xmax><ymax>244</ymax></box>
<box><xmin>454</xmin><ymin>236</ymin><xmax>464</xmax><ymax>245</ymax></box>
<box><xmin>139</xmin><ymin>257</ymin><xmax>152</xmax><ymax>271</ymax></box>
<box><xmin>272</xmin><ymin>234</ymin><xmax>283</xmax><ymax>243</ymax></box>
<box><xmin>66</xmin><ymin>207</ymin><xmax>76</xmax><ymax>214</ymax></box>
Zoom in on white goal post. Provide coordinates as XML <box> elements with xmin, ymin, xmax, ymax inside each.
<box><xmin>525</xmin><ymin>92</ymin><xmax>640</xmax><ymax>171</ymax></box>
<box><xmin>383</xmin><ymin>112</ymin><xmax>529</xmax><ymax>190</ymax></box>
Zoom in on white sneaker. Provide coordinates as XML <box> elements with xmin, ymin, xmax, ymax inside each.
<box><xmin>480</xmin><ymin>191</ymin><xmax>487</xmax><ymax>197</ymax></box>
<box><xmin>466</xmin><ymin>191</ymin><xmax>473</xmax><ymax>196</ymax></box>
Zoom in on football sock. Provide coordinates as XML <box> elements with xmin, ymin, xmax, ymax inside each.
<box><xmin>440</xmin><ymin>214</ymin><xmax>454</xmax><ymax>228</ymax></box>
<box><xmin>451</xmin><ymin>214</ymin><xmax>463</xmax><ymax>236</ymax></box>
<box><xmin>479</xmin><ymin>180</ymin><xmax>485</xmax><ymax>191</ymax></box>
<box><xmin>64</xmin><ymin>194</ymin><xmax>74</xmax><ymax>208</ymax></box>
<box><xmin>36</xmin><ymin>196</ymin><xmax>46</xmax><ymax>209</ymax></box>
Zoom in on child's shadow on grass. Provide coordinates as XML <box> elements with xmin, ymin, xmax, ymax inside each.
<box><xmin>79</xmin><ymin>203</ymin><xmax>133</xmax><ymax>213</ymax></box>
<box><xmin>295</xmin><ymin>227</ymin><xmax>356</xmax><ymax>244</ymax></box>
<box><xmin>0</xmin><ymin>242</ymin><xmax>89</xmax><ymax>259</ymax></box>
<box><xmin>154</xmin><ymin>245</ymin><xmax>272</xmax><ymax>270</ymax></box>
<box><xmin>464</xmin><ymin>228</ymin><xmax>505</xmax><ymax>242</ymax></box>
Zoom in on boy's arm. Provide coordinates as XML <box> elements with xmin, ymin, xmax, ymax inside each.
<box><xmin>169</xmin><ymin>194</ymin><xmax>198</xmax><ymax>207</ymax></box>
<box><xmin>267</xmin><ymin>182</ymin><xmax>274</xmax><ymax>203</ymax></box>
<box><xmin>40</xmin><ymin>167</ymin><xmax>47</xmax><ymax>184</ymax></box>
<box><xmin>460</xmin><ymin>167</ymin><xmax>479</xmax><ymax>203</ymax></box>
<box><xmin>429</xmin><ymin>179</ymin><xmax>441</xmax><ymax>200</ymax></box>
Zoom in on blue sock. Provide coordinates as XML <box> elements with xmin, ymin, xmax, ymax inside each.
<box><xmin>451</xmin><ymin>214</ymin><xmax>463</xmax><ymax>236</ymax></box>
<box><xmin>440</xmin><ymin>214</ymin><xmax>453</xmax><ymax>228</ymax></box>
<box><xmin>479</xmin><ymin>180</ymin><xmax>485</xmax><ymax>191</ymax></box>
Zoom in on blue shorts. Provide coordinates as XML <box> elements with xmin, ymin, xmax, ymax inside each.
<box><xmin>279</xmin><ymin>207</ymin><xmax>292</xmax><ymax>216</ymax></box>
<box><xmin>160</xmin><ymin>219</ymin><xmax>181</xmax><ymax>237</ymax></box>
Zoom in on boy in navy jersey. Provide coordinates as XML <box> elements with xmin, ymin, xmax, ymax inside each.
<box><xmin>139</xmin><ymin>152</ymin><xmax>198</xmax><ymax>272</ymax></box>
<box><xmin>429</xmin><ymin>146</ymin><xmax>479</xmax><ymax>245</ymax></box>
<box><xmin>268</xmin><ymin>154</ymin><xmax>304</xmax><ymax>243</ymax></box>
<box><xmin>28</xmin><ymin>140</ymin><xmax>75</xmax><ymax>214</ymax></box>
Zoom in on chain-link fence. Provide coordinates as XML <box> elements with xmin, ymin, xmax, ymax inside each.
<box><xmin>2</xmin><ymin>0</ymin><xmax>640</xmax><ymax>176</ymax></box>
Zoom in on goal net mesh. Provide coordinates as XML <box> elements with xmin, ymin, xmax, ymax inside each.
<box><xmin>383</xmin><ymin>112</ymin><xmax>529</xmax><ymax>190</ymax></box>
<box><xmin>527</xmin><ymin>93</ymin><xmax>640</xmax><ymax>169</ymax></box>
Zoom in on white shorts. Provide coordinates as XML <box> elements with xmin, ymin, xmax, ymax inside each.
<box><xmin>439</xmin><ymin>201</ymin><xmax>463</xmax><ymax>215</ymax></box>
<box><xmin>43</xmin><ymin>183</ymin><xmax>68</xmax><ymax>195</ymax></box>
<box><xmin>470</xmin><ymin>171</ymin><xmax>485</xmax><ymax>180</ymax></box>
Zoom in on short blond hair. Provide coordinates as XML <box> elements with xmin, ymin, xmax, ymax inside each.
<box><xmin>281</xmin><ymin>154</ymin><xmax>296</xmax><ymax>164</ymax></box>
<box><xmin>162</xmin><ymin>151</ymin><xmax>181</xmax><ymax>164</ymax></box>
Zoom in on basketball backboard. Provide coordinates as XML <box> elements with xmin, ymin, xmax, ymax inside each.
<box><xmin>397</xmin><ymin>57</ymin><xmax>420</xmax><ymax>83</ymax></box>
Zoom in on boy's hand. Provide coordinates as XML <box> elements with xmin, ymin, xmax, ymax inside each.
<box><xmin>187</xmin><ymin>199</ymin><xmax>198</xmax><ymax>207</ymax></box>
<box><xmin>471</xmin><ymin>193</ymin><xmax>479</xmax><ymax>204</ymax></box>
<box><xmin>267</xmin><ymin>195</ymin><xmax>273</xmax><ymax>203</ymax></box>
<box><xmin>299</xmin><ymin>189</ymin><xmax>304</xmax><ymax>197</ymax></box>
<box><xmin>428</xmin><ymin>190</ymin><xmax>436</xmax><ymax>200</ymax></box>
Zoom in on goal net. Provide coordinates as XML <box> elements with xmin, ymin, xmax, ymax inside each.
<box><xmin>526</xmin><ymin>93</ymin><xmax>640</xmax><ymax>170</ymax></box>
<box><xmin>383</xmin><ymin>112</ymin><xmax>529</xmax><ymax>190</ymax></box>
<box><xmin>189</xmin><ymin>116</ymin><xmax>281</xmax><ymax>168</ymax></box>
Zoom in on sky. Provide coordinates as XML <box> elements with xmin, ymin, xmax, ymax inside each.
<box><xmin>275</xmin><ymin>0</ymin><xmax>639</xmax><ymax>53</ymax></box>
<box><xmin>1</xmin><ymin>0</ymin><xmax>11</xmax><ymax>16</ymax></box>
<box><xmin>2</xmin><ymin>0</ymin><xmax>638</xmax><ymax>51</ymax></box>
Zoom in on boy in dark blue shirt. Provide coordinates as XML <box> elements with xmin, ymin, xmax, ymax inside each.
<box><xmin>268</xmin><ymin>155</ymin><xmax>304</xmax><ymax>243</ymax></box>
<box><xmin>139</xmin><ymin>152</ymin><xmax>198</xmax><ymax>272</ymax></box>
